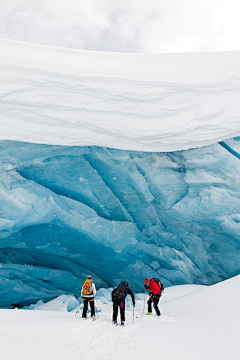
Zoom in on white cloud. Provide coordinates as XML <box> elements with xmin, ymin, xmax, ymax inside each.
<box><xmin>0</xmin><ymin>0</ymin><xmax>239</xmax><ymax>53</ymax></box>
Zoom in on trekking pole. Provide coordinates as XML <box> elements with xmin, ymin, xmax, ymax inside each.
<box><xmin>143</xmin><ymin>289</ymin><xmax>146</xmax><ymax>314</ymax></box>
<box><xmin>95</xmin><ymin>304</ymin><xmax>99</xmax><ymax>319</ymax></box>
<box><xmin>132</xmin><ymin>304</ymin><xmax>135</xmax><ymax>323</ymax></box>
<box><xmin>75</xmin><ymin>298</ymin><xmax>82</xmax><ymax>317</ymax></box>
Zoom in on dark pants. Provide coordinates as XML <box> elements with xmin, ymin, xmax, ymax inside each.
<box><xmin>113</xmin><ymin>299</ymin><xmax>125</xmax><ymax>322</ymax></box>
<box><xmin>82</xmin><ymin>297</ymin><xmax>95</xmax><ymax>318</ymax></box>
<box><xmin>147</xmin><ymin>294</ymin><xmax>161</xmax><ymax>316</ymax></box>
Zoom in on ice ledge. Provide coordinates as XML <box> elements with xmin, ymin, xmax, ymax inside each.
<box><xmin>1</xmin><ymin>38</ymin><xmax>240</xmax><ymax>152</ymax></box>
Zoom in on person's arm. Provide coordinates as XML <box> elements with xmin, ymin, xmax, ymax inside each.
<box><xmin>92</xmin><ymin>283</ymin><xmax>96</xmax><ymax>297</ymax></box>
<box><xmin>127</xmin><ymin>288</ymin><xmax>135</xmax><ymax>306</ymax></box>
<box><xmin>81</xmin><ymin>284</ymin><xmax>84</xmax><ymax>297</ymax></box>
<box><xmin>112</xmin><ymin>288</ymin><xmax>116</xmax><ymax>301</ymax></box>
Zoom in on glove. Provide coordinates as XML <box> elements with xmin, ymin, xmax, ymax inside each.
<box><xmin>133</xmin><ymin>303</ymin><xmax>135</xmax><ymax>307</ymax></box>
<box><xmin>144</xmin><ymin>284</ymin><xmax>149</xmax><ymax>290</ymax></box>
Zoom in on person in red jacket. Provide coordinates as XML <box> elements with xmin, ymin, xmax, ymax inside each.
<box><xmin>144</xmin><ymin>278</ymin><xmax>162</xmax><ymax>316</ymax></box>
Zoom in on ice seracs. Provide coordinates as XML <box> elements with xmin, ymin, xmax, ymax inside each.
<box><xmin>0</xmin><ymin>139</ymin><xmax>240</xmax><ymax>307</ymax></box>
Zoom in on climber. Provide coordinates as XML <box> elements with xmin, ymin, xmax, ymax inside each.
<box><xmin>81</xmin><ymin>275</ymin><xmax>96</xmax><ymax>320</ymax></box>
<box><xmin>144</xmin><ymin>278</ymin><xmax>164</xmax><ymax>317</ymax></box>
<box><xmin>112</xmin><ymin>281</ymin><xmax>135</xmax><ymax>326</ymax></box>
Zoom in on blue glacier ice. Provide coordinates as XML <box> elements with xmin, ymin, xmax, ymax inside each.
<box><xmin>0</xmin><ymin>139</ymin><xmax>240</xmax><ymax>307</ymax></box>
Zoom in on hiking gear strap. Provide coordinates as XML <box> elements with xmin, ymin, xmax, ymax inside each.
<box><xmin>114</xmin><ymin>281</ymin><xmax>128</xmax><ymax>299</ymax></box>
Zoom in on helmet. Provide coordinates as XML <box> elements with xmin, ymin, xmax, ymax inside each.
<box><xmin>87</xmin><ymin>275</ymin><xmax>92</xmax><ymax>280</ymax></box>
<box><xmin>144</xmin><ymin>278</ymin><xmax>150</xmax><ymax>284</ymax></box>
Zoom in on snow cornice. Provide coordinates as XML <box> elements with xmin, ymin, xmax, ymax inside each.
<box><xmin>1</xmin><ymin>38</ymin><xmax>240</xmax><ymax>152</ymax></box>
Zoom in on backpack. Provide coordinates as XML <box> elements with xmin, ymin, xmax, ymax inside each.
<box><xmin>82</xmin><ymin>280</ymin><xmax>92</xmax><ymax>295</ymax></box>
<box><xmin>114</xmin><ymin>281</ymin><xmax>128</xmax><ymax>299</ymax></box>
<box><xmin>152</xmin><ymin>278</ymin><xmax>164</xmax><ymax>293</ymax></box>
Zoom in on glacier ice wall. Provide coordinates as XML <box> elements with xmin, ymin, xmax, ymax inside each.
<box><xmin>0</xmin><ymin>139</ymin><xmax>240</xmax><ymax>307</ymax></box>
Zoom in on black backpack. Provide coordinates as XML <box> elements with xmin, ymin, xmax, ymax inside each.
<box><xmin>114</xmin><ymin>281</ymin><xmax>128</xmax><ymax>299</ymax></box>
<box><xmin>152</xmin><ymin>278</ymin><xmax>164</xmax><ymax>293</ymax></box>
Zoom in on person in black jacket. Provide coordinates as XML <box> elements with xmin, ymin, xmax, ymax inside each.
<box><xmin>112</xmin><ymin>281</ymin><xmax>135</xmax><ymax>325</ymax></box>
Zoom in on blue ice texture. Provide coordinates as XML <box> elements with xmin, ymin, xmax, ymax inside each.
<box><xmin>0</xmin><ymin>139</ymin><xmax>240</xmax><ymax>308</ymax></box>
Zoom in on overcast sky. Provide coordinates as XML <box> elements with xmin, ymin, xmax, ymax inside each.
<box><xmin>0</xmin><ymin>0</ymin><xmax>239</xmax><ymax>53</ymax></box>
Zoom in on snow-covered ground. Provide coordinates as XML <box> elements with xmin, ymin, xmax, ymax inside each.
<box><xmin>1</xmin><ymin>38</ymin><xmax>240</xmax><ymax>152</ymax></box>
<box><xmin>0</xmin><ymin>277</ymin><xmax>239</xmax><ymax>360</ymax></box>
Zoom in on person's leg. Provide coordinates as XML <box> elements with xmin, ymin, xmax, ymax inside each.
<box><xmin>113</xmin><ymin>300</ymin><xmax>118</xmax><ymax>322</ymax></box>
<box><xmin>147</xmin><ymin>297</ymin><xmax>152</xmax><ymax>313</ymax></box>
<box><xmin>90</xmin><ymin>299</ymin><xmax>95</xmax><ymax>317</ymax></box>
<box><xmin>82</xmin><ymin>298</ymin><xmax>89</xmax><ymax>318</ymax></box>
<box><xmin>120</xmin><ymin>301</ymin><xmax>125</xmax><ymax>322</ymax></box>
<box><xmin>153</xmin><ymin>296</ymin><xmax>161</xmax><ymax>316</ymax></box>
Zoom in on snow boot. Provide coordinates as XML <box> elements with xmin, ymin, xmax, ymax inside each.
<box><xmin>83</xmin><ymin>317</ymin><xmax>87</xmax><ymax>320</ymax></box>
<box><xmin>121</xmin><ymin>321</ymin><xmax>124</xmax><ymax>326</ymax></box>
<box><xmin>146</xmin><ymin>312</ymin><xmax>152</xmax><ymax>315</ymax></box>
<box><xmin>91</xmin><ymin>315</ymin><xmax>96</xmax><ymax>321</ymax></box>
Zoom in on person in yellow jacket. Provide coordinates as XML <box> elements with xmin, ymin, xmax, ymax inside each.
<box><xmin>81</xmin><ymin>275</ymin><xmax>96</xmax><ymax>320</ymax></box>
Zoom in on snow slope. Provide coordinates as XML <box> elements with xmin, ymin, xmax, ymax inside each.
<box><xmin>1</xmin><ymin>38</ymin><xmax>240</xmax><ymax>152</ymax></box>
<box><xmin>0</xmin><ymin>277</ymin><xmax>239</xmax><ymax>360</ymax></box>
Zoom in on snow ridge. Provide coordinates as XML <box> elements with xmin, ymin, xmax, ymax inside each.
<box><xmin>1</xmin><ymin>38</ymin><xmax>240</xmax><ymax>151</ymax></box>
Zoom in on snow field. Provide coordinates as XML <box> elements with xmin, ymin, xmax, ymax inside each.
<box><xmin>0</xmin><ymin>277</ymin><xmax>239</xmax><ymax>360</ymax></box>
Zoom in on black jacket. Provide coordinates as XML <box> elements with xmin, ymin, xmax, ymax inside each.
<box><xmin>112</xmin><ymin>286</ymin><xmax>135</xmax><ymax>306</ymax></box>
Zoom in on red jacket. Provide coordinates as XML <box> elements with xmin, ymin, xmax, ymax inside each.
<box><xmin>148</xmin><ymin>279</ymin><xmax>161</xmax><ymax>295</ymax></box>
